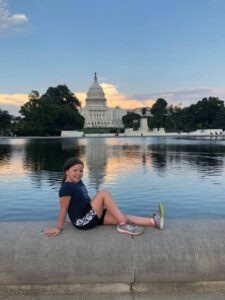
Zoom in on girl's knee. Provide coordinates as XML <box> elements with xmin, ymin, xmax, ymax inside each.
<box><xmin>123</xmin><ymin>214</ymin><xmax>128</xmax><ymax>220</ymax></box>
<box><xmin>98</xmin><ymin>188</ymin><xmax>110</xmax><ymax>196</ymax></box>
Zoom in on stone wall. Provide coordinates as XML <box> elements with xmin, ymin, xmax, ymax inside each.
<box><xmin>1</xmin><ymin>219</ymin><xmax>225</xmax><ymax>287</ymax></box>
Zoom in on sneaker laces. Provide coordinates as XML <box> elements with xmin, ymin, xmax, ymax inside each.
<box><xmin>126</xmin><ymin>220</ymin><xmax>138</xmax><ymax>229</ymax></box>
<box><xmin>152</xmin><ymin>212</ymin><xmax>159</xmax><ymax>226</ymax></box>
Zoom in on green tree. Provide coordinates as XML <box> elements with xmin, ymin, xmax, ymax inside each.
<box><xmin>151</xmin><ymin>98</ymin><xmax>167</xmax><ymax>115</ymax></box>
<box><xmin>194</xmin><ymin>97</ymin><xmax>224</xmax><ymax>129</ymax></box>
<box><xmin>165</xmin><ymin>97</ymin><xmax>225</xmax><ymax>132</ymax></box>
<box><xmin>57</xmin><ymin>105</ymin><xmax>84</xmax><ymax>130</ymax></box>
<box><xmin>122</xmin><ymin>112</ymin><xmax>141</xmax><ymax>129</ymax></box>
<box><xmin>28</xmin><ymin>90</ymin><xmax>40</xmax><ymax>101</ymax></box>
<box><xmin>162</xmin><ymin>104</ymin><xmax>186</xmax><ymax>132</ymax></box>
<box><xmin>44</xmin><ymin>85</ymin><xmax>80</xmax><ymax>109</ymax></box>
<box><xmin>149</xmin><ymin>98</ymin><xmax>168</xmax><ymax>129</ymax></box>
<box><xmin>0</xmin><ymin>108</ymin><xmax>12</xmax><ymax>135</ymax></box>
<box><xmin>17</xmin><ymin>85</ymin><xmax>84</xmax><ymax>136</ymax></box>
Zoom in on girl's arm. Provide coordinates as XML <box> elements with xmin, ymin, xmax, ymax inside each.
<box><xmin>44</xmin><ymin>196</ymin><xmax>71</xmax><ymax>237</ymax></box>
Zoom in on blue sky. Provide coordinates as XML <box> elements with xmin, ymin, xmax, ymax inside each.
<box><xmin>1</xmin><ymin>0</ymin><xmax>225</xmax><ymax>114</ymax></box>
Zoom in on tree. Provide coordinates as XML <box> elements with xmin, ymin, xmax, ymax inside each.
<box><xmin>149</xmin><ymin>98</ymin><xmax>168</xmax><ymax>129</ymax></box>
<box><xmin>28</xmin><ymin>90</ymin><xmax>40</xmax><ymax>101</ymax></box>
<box><xmin>122</xmin><ymin>112</ymin><xmax>141</xmax><ymax>129</ymax></box>
<box><xmin>163</xmin><ymin>97</ymin><xmax>225</xmax><ymax>132</ymax></box>
<box><xmin>0</xmin><ymin>108</ymin><xmax>12</xmax><ymax>135</ymax></box>
<box><xmin>44</xmin><ymin>85</ymin><xmax>80</xmax><ymax>110</ymax></box>
<box><xmin>151</xmin><ymin>98</ymin><xmax>167</xmax><ymax>115</ymax></box>
<box><xmin>57</xmin><ymin>105</ymin><xmax>84</xmax><ymax>130</ymax></box>
<box><xmin>17</xmin><ymin>85</ymin><xmax>84</xmax><ymax>136</ymax></box>
<box><xmin>193</xmin><ymin>97</ymin><xmax>224</xmax><ymax>129</ymax></box>
<box><xmin>163</xmin><ymin>104</ymin><xmax>184</xmax><ymax>132</ymax></box>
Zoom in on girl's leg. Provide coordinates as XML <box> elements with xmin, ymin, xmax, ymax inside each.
<box><xmin>91</xmin><ymin>189</ymin><xmax>156</xmax><ymax>227</ymax></box>
<box><xmin>91</xmin><ymin>189</ymin><xmax>127</xmax><ymax>224</ymax></box>
<box><xmin>103</xmin><ymin>211</ymin><xmax>155</xmax><ymax>227</ymax></box>
<box><xmin>126</xmin><ymin>215</ymin><xmax>155</xmax><ymax>227</ymax></box>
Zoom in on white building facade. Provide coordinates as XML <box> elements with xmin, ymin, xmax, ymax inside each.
<box><xmin>80</xmin><ymin>73</ymin><xmax>126</xmax><ymax>128</ymax></box>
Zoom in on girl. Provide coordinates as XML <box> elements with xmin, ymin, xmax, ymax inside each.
<box><xmin>44</xmin><ymin>157</ymin><xmax>165</xmax><ymax>237</ymax></box>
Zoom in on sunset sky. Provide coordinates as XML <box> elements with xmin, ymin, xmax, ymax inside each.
<box><xmin>1</xmin><ymin>0</ymin><xmax>225</xmax><ymax>115</ymax></box>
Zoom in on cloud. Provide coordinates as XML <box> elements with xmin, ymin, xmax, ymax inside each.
<box><xmin>77</xmin><ymin>82</ymin><xmax>155</xmax><ymax>110</ymax></box>
<box><xmin>0</xmin><ymin>94</ymin><xmax>28</xmax><ymax>115</ymax></box>
<box><xmin>1</xmin><ymin>86</ymin><xmax>225</xmax><ymax>116</ymax></box>
<box><xmin>131</xmin><ymin>88</ymin><xmax>225</xmax><ymax>107</ymax></box>
<box><xmin>74</xmin><ymin>92</ymin><xmax>86</xmax><ymax>107</ymax></box>
<box><xmin>0</xmin><ymin>0</ymin><xmax>28</xmax><ymax>32</ymax></box>
<box><xmin>0</xmin><ymin>93</ymin><xmax>28</xmax><ymax>105</ymax></box>
<box><xmin>77</xmin><ymin>83</ymin><xmax>225</xmax><ymax>109</ymax></box>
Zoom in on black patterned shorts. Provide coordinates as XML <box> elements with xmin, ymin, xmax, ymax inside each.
<box><xmin>73</xmin><ymin>203</ymin><xmax>107</xmax><ymax>230</ymax></box>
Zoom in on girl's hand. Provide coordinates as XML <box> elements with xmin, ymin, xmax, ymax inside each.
<box><xmin>44</xmin><ymin>227</ymin><xmax>62</xmax><ymax>237</ymax></box>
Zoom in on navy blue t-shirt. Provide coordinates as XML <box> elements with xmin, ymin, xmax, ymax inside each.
<box><xmin>59</xmin><ymin>180</ymin><xmax>91</xmax><ymax>222</ymax></box>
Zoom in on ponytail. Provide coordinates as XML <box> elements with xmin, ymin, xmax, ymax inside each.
<box><xmin>61</xmin><ymin>173</ymin><xmax>67</xmax><ymax>185</ymax></box>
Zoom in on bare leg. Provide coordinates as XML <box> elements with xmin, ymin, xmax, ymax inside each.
<box><xmin>91</xmin><ymin>189</ymin><xmax>127</xmax><ymax>224</ymax></box>
<box><xmin>126</xmin><ymin>215</ymin><xmax>155</xmax><ymax>227</ymax></box>
<box><xmin>104</xmin><ymin>211</ymin><xmax>155</xmax><ymax>227</ymax></box>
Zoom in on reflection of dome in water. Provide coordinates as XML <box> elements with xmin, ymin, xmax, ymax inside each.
<box><xmin>86</xmin><ymin>140</ymin><xmax>108</xmax><ymax>190</ymax></box>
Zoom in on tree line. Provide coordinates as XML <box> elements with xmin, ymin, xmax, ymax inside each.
<box><xmin>1</xmin><ymin>85</ymin><xmax>84</xmax><ymax>136</ymax></box>
<box><xmin>1</xmin><ymin>84</ymin><xmax>225</xmax><ymax>136</ymax></box>
<box><xmin>122</xmin><ymin>97</ymin><xmax>225</xmax><ymax>132</ymax></box>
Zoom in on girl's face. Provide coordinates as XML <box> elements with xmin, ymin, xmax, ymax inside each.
<box><xmin>66</xmin><ymin>164</ymin><xmax>84</xmax><ymax>183</ymax></box>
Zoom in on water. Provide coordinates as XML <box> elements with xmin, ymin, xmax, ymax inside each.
<box><xmin>0</xmin><ymin>137</ymin><xmax>225</xmax><ymax>221</ymax></box>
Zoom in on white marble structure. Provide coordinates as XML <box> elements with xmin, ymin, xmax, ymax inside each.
<box><xmin>125</xmin><ymin>117</ymin><xmax>166</xmax><ymax>136</ymax></box>
<box><xmin>139</xmin><ymin>118</ymin><xmax>149</xmax><ymax>132</ymax></box>
<box><xmin>61</xmin><ymin>130</ymin><xmax>83</xmax><ymax>137</ymax></box>
<box><xmin>80</xmin><ymin>73</ymin><xmax>126</xmax><ymax>129</ymax></box>
<box><xmin>125</xmin><ymin>117</ymin><xmax>150</xmax><ymax>136</ymax></box>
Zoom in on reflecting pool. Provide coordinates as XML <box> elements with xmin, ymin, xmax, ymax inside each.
<box><xmin>0</xmin><ymin>137</ymin><xmax>225</xmax><ymax>221</ymax></box>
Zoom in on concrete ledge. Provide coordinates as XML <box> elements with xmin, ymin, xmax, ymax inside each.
<box><xmin>134</xmin><ymin>219</ymin><xmax>225</xmax><ymax>282</ymax></box>
<box><xmin>0</xmin><ymin>222</ymin><xmax>133</xmax><ymax>285</ymax></box>
<box><xmin>2</xmin><ymin>282</ymin><xmax>225</xmax><ymax>299</ymax></box>
<box><xmin>0</xmin><ymin>220</ymin><xmax>225</xmax><ymax>286</ymax></box>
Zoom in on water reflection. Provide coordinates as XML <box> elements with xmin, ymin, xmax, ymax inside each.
<box><xmin>0</xmin><ymin>144</ymin><xmax>11</xmax><ymax>168</ymax></box>
<box><xmin>0</xmin><ymin>137</ymin><xmax>225</xmax><ymax>220</ymax></box>
<box><xmin>1</xmin><ymin>138</ymin><xmax>225</xmax><ymax>183</ymax></box>
<box><xmin>21</xmin><ymin>139</ymin><xmax>85</xmax><ymax>186</ymax></box>
<box><xmin>23</xmin><ymin>139</ymin><xmax>83</xmax><ymax>171</ymax></box>
<box><xmin>150</xmin><ymin>144</ymin><xmax>167</xmax><ymax>174</ymax></box>
<box><xmin>85</xmin><ymin>139</ymin><xmax>108</xmax><ymax>190</ymax></box>
<box><xmin>0</xmin><ymin>143</ymin><xmax>25</xmax><ymax>178</ymax></box>
<box><xmin>32</xmin><ymin>139</ymin><xmax>225</xmax><ymax>182</ymax></box>
<box><xmin>150</xmin><ymin>143</ymin><xmax>225</xmax><ymax>177</ymax></box>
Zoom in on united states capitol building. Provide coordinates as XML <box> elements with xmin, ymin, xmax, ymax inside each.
<box><xmin>79</xmin><ymin>73</ymin><xmax>127</xmax><ymax>128</ymax></box>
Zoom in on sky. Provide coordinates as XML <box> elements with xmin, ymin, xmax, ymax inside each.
<box><xmin>1</xmin><ymin>0</ymin><xmax>225</xmax><ymax>115</ymax></box>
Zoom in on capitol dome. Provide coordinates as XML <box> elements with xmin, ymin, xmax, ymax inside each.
<box><xmin>79</xmin><ymin>73</ymin><xmax>126</xmax><ymax>129</ymax></box>
<box><xmin>86</xmin><ymin>73</ymin><xmax>106</xmax><ymax>101</ymax></box>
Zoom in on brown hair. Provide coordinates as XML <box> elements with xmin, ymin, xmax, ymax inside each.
<box><xmin>62</xmin><ymin>157</ymin><xmax>84</xmax><ymax>184</ymax></box>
